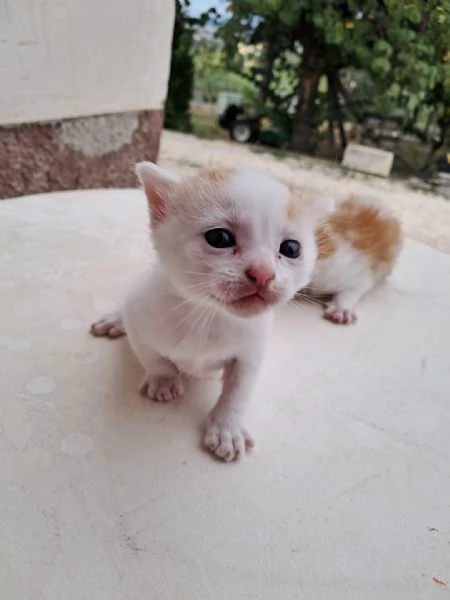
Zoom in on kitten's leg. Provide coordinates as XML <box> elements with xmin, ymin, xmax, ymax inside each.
<box><xmin>204</xmin><ymin>358</ymin><xmax>259</xmax><ymax>462</ymax></box>
<box><xmin>134</xmin><ymin>346</ymin><xmax>185</xmax><ymax>403</ymax></box>
<box><xmin>90</xmin><ymin>312</ymin><xmax>126</xmax><ymax>338</ymax></box>
<box><xmin>324</xmin><ymin>278</ymin><xmax>373</xmax><ymax>325</ymax></box>
<box><xmin>91</xmin><ymin>313</ymin><xmax>184</xmax><ymax>401</ymax></box>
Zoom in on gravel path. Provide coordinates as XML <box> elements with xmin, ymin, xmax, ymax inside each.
<box><xmin>159</xmin><ymin>130</ymin><xmax>450</xmax><ymax>254</ymax></box>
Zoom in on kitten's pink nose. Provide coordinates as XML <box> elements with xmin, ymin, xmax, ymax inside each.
<box><xmin>245</xmin><ymin>265</ymin><xmax>275</xmax><ymax>287</ymax></box>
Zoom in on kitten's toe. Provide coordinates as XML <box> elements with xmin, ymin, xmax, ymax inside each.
<box><xmin>140</xmin><ymin>375</ymin><xmax>184</xmax><ymax>402</ymax></box>
<box><xmin>90</xmin><ymin>313</ymin><xmax>126</xmax><ymax>338</ymax></box>
<box><xmin>324</xmin><ymin>303</ymin><xmax>357</xmax><ymax>325</ymax></box>
<box><xmin>204</xmin><ymin>418</ymin><xmax>254</xmax><ymax>462</ymax></box>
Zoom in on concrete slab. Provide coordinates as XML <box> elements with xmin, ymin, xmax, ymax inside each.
<box><xmin>342</xmin><ymin>143</ymin><xmax>394</xmax><ymax>177</ymax></box>
<box><xmin>1</xmin><ymin>189</ymin><xmax>449</xmax><ymax>600</ymax></box>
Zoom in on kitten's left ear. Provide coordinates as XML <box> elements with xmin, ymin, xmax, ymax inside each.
<box><xmin>306</xmin><ymin>195</ymin><xmax>335</xmax><ymax>225</ymax></box>
<box><xmin>135</xmin><ymin>161</ymin><xmax>180</xmax><ymax>225</ymax></box>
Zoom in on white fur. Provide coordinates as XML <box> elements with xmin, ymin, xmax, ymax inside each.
<box><xmin>310</xmin><ymin>240</ymin><xmax>375</xmax><ymax>323</ymax></box>
<box><xmin>91</xmin><ymin>163</ymin><xmax>333</xmax><ymax>462</ymax></box>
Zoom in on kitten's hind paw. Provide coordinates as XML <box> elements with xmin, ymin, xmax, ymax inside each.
<box><xmin>140</xmin><ymin>375</ymin><xmax>185</xmax><ymax>403</ymax></box>
<box><xmin>204</xmin><ymin>417</ymin><xmax>254</xmax><ymax>462</ymax></box>
<box><xmin>90</xmin><ymin>313</ymin><xmax>126</xmax><ymax>338</ymax></box>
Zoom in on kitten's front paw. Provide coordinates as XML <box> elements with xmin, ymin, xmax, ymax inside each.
<box><xmin>204</xmin><ymin>416</ymin><xmax>254</xmax><ymax>462</ymax></box>
<box><xmin>324</xmin><ymin>303</ymin><xmax>357</xmax><ymax>325</ymax></box>
<box><xmin>90</xmin><ymin>313</ymin><xmax>126</xmax><ymax>338</ymax></box>
<box><xmin>140</xmin><ymin>375</ymin><xmax>184</xmax><ymax>403</ymax></box>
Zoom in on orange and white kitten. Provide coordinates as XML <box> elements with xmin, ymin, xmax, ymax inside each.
<box><xmin>310</xmin><ymin>196</ymin><xmax>402</xmax><ymax>323</ymax></box>
<box><xmin>91</xmin><ymin>163</ymin><xmax>334</xmax><ymax>461</ymax></box>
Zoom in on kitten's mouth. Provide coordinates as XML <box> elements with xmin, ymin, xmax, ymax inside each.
<box><xmin>232</xmin><ymin>291</ymin><xmax>267</xmax><ymax>305</ymax></box>
<box><xmin>218</xmin><ymin>289</ymin><xmax>276</xmax><ymax>315</ymax></box>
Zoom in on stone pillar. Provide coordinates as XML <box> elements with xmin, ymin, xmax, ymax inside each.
<box><xmin>0</xmin><ymin>0</ymin><xmax>174</xmax><ymax>199</ymax></box>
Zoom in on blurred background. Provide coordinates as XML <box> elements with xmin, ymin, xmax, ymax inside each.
<box><xmin>1</xmin><ymin>0</ymin><xmax>449</xmax><ymax>199</ymax></box>
<box><xmin>172</xmin><ymin>0</ymin><xmax>450</xmax><ymax>183</ymax></box>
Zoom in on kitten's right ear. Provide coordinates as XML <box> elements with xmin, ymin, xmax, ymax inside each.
<box><xmin>135</xmin><ymin>161</ymin><xmax>180</xmax><ymax>225</ymax></box>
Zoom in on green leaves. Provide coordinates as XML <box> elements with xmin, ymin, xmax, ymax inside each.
<box><xmin>218</xmin><ymin>0</ymin><xmax>450</xmax><ymax>151</ymax></box>
<box><xmin>374</xmin><ymin>40</ymin><xmax>393</xmax><ymax>58</ymax></box>
<box><xmin>165</xmin><ymin>0</ymin><xmax>195</xmax><ymax>132</ymax></box>
<box><xmin>371</xmin><ymin>57</ymin><xmax>390</xmax><ymax>77</ymax></box>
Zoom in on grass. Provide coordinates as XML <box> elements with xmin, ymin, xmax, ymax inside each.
<box><xmin>250</xmin><ymin>145</ymin><xmax>292</xmax><ymax>160</ymax></box>
<box><xmin>191</xmin><ymin>113</ymin><xmax>228</xmax><ymax>140</ymax></box>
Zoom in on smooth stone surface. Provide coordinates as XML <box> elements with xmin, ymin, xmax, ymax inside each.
<box><xmin>60</xmin><ymin>432</ymin><xmax>95</xmax><ymax>457</ymax></box>
<box><xmin>60</xmin><ymin>318</ymin><xmax>83</xmax><ymax>330</ymax></box>
<box><xmin>1</xmin><ymin>189</ymin><xmax>449</xmax><ymax>600</ymax></box>
<box><xmin>25</xmin><ymin>376</ymin><xmax>56</xmax><ymax>395</ymax></box>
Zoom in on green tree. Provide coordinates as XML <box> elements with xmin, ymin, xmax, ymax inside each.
<box><xmin>193</xmin><ymin>38</ymin><xmax>226</xmax><ymax>103</ymax></box>
<box><xmin>192</xmin><ymin>36</ymin><xmax>259</xmax><ymax>104</ymax></box>
<box><xmin>222</xmin><ymin>0</ymin><xmax>450</xmax><ymax>157</ymax></box>
<box><xmin>165</xmin><ymin>0</ymin><xmax>195</xmax><ymax>132</ymax></box>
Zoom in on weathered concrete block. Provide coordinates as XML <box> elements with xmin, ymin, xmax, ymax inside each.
<box><xmin>0</xmin><ymin>110</ymin><xmax>163</xmax><ymax>199</ymax></box>
<box><xmin>342</xmin><ymin>143</ymin><xmax>394</xmax><ymax>177</ymax></box>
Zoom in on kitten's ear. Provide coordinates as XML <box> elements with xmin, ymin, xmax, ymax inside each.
<box><xmin>135</xmin><ymin>161</ymin><xmax>180</xmax><ymax>225</ymax></box>
<box><xmin>306</xmin><ymin>195</ymin><xmax>335</xmax><ymax>225</ymax></box>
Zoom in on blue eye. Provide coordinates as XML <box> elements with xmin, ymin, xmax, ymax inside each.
<box><xmin>279</xmin><ymin>239</ymin><xmax>301</xmax><ymax>259</ymax></box>
<box><xmin>204</xmin><ymin>228</ymin><xmax>236</xmax><ymax>248</ymax></box>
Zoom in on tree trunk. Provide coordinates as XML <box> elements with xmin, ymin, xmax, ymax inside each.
<box><xmin>259</xmin><ymin>46</ymin><xmax>275</xmax><ymax>105</ymax></box>
<box><xmin>328</xmin><ymin>72</ymin><xmax>347</xmax><ymax>151</ymax></box>
<box><xmin>290</xmin><ymin>40</ymin><xmax>324</xmax><ymax>154</ymax></box>
<box><xmin>422</xmin><ymin>119</ymin><xmax>449</xmax><ymax>170</ymax></box>
<box><xmin>327</xmin><ymin>115</ymin><xmax>335</xmax><ymax>148</ymax></box>
<box><xmin>423</xmin><ymin>110</ymin><xmax>434</xmax><ymax>141</ymax></box>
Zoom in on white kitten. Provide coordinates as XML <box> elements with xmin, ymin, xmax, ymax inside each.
<box><xmin>91</xmin><ymin>163</ymin><xmax>334</xmax><ymax>461</ymax></box>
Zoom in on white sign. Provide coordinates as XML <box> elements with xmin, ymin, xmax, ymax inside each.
<box><xmin>342</xmin><ymin>143</ymin><xmax>394</xmax><ymax>177</ymax></box>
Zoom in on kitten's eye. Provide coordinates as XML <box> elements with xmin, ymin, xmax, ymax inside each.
<box><xmin>279</xmin><ymin>239</ymin><xmax>301</xmax><ymax>259</ymax></box>
<box><xmin>204</xmin><ymin>228</ymin><xmax>236</xmax><ymax>248</ymax></box>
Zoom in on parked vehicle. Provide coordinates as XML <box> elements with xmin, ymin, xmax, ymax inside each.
<box><xmin>218</xmin><ymin>103</ymin><xmax>286</xmax><ymax>148</ymax></box>
<box><xmin>218</xmin><ymin>104</ymin><xmax>261</xmax><ymax>143</ymax></box>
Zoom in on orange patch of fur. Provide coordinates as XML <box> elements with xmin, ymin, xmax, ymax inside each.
<box><xmin>175</xmin><ymin>169</ymin><xmax>232</xmax><ymax>209</ymax></box>
<box><xmin>315</xmin><ymin>223</ymin><xmax>338</xmax><ymax>260</ymax></box>
<box><xmin>288</xmin><ymin>192</ymin><xmax>339</xmax><ymax>260</ymax></box>
<box><xmin>326</xmin><ymin>196</ymin><xmax>402</xmax><ymax>272</ymax></box>
<box><xmin>199</xmin><ymin>168</ymin><xmax>232</xmax><ymax>184</ymax></box>
<box><xmin>287</xmin><ymin>195</ymin><xmax>303</xmax><ymax>221</ymax></box>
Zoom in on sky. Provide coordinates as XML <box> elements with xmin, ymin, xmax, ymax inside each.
<box><xmin>188</xmin><ymin>0</ymin><xmax>222</xmax><ymax>17</ymax></box>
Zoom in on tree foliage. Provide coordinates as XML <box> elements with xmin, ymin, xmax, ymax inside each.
<box><xmin>165</xmin><ymin>0</ymin><xmax>195</xmax><ymax>132</ymax></box>
<box><xmin>194</xmin><ymin>45</ymin><xmax>259</xmax><ymax>105</ymax></box>
<box><xmin>220</xmin><ymin>0</ymin><xmax>450</xmax><ymax>159</ymax></box>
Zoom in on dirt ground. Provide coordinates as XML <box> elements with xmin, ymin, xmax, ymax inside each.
<box><xmin>159</xmin><ymin>130</ymin><xmax>450</xmax><ymax>254</ymax></box>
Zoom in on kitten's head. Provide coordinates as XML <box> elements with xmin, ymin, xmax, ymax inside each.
<box><xmin>136</xmin><ymin>162</ymin><xmax>334</xmax><ymax>318</ymax></box>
